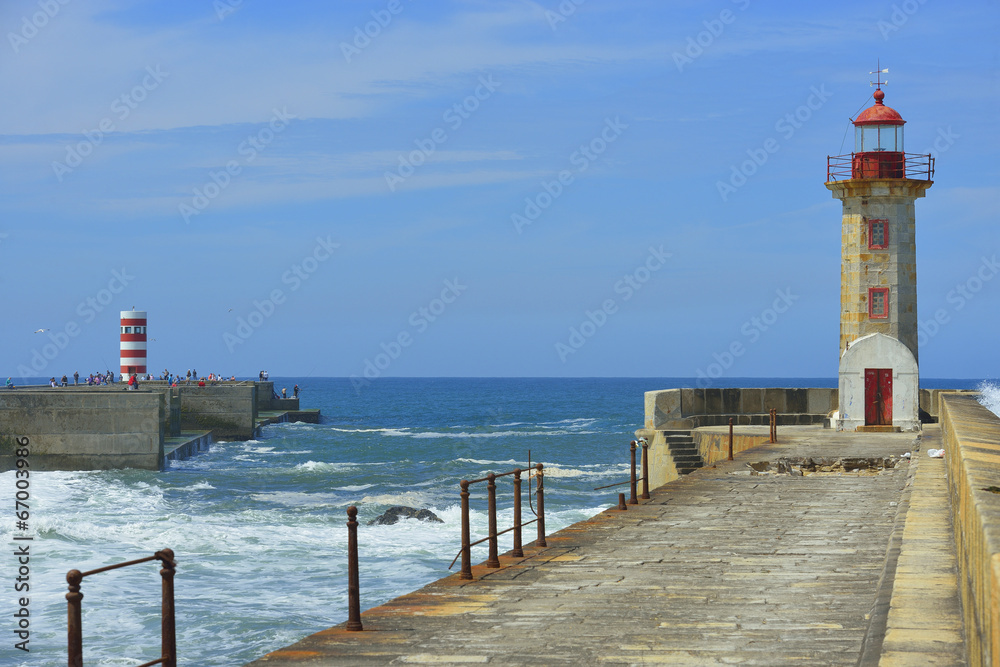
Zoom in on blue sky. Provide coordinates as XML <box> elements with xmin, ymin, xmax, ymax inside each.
<box><xmin>1</xmin><ymin>0</ymin><xmax>997</xmax><ymax>381</ymax></box>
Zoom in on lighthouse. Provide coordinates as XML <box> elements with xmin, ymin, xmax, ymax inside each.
<box><xmin>826</xmin><ymin>69</ymin><xmax>934</xmax><ymax>431</ymax></box>
<box><xmin>120</xmin><ymin>310</ymin><xmax>148</xmax><ymax>378</ymax></box>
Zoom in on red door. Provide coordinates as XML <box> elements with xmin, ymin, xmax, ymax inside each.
<box><xmin>864</xmin><ymin>368</ymin><xmax>893</xmax><ymax>426</ymax></box>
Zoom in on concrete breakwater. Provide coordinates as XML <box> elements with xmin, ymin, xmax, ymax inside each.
<box><xmin>0</xmin><ymin>381</ymin><xmax>318</xmax><ymax>471</ymax></box>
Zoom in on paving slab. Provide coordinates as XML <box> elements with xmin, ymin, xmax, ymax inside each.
<box><xmin>247</xmin><ymin>427</ymin><xmax>935</xmax><ymax>666</ymax></box>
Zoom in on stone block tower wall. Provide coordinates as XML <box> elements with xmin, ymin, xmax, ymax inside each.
<box><xmin>828</xmin><ymin>179</ymin><xmax>931</xmax><ymax>364</ymax></box>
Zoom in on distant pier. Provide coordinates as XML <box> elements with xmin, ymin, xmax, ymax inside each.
<box><xmin>0</xmin><ymin>380</ymin><xmax>320</xmax><ymax>471</ymax></box>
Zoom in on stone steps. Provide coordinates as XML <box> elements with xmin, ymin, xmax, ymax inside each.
<box><xmin>663</xmin><ymin>429</ymin><xmax>704</xmax><ymax>475</ymax></box>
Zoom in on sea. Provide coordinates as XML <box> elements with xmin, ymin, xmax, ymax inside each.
<box><xmin>2</xmin><ymin>377</ymin><xmax>996</xmax><ymax>666</ymax></box>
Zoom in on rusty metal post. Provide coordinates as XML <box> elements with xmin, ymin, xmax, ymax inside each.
<box><xmin>158</xmin><ymin>549</ymin><xmax>177</xmax><ymax>666</ymax></box>
<box><xmin>728</xmin><ymin>418</ymin><xmax>734</xmax><ymax>461</ymax></box>
<box><xmin>629</xmin><ymin>441</ymin><xmax>638</xmax><ymax>505</ymax></box>
<box><xmin>617</xmin><ymin>492</ymin><xmax>627</xmax><ymax>511</ymax></box>
<box><xmin>535</xmin><ymin>464</ymin><xmax>546</xmax><ymax>548</ymax></box>
<box><xmin>512</xmin><ymin>469</ymin><xmax>523</xmax><ymax>558</ymax></box>
<box><xmin>67</xmin><ymin>569</ymin><xmax>83</xmax><ymax>667</ymax></box>
<box><xmin>770</xmin><ymin>409</ymin><xmax>776</xmax><ymax>443</ymax></box>
<box><xmin>640</xmin><ymin>439</ymin><xmax>650</xmax><ymax>500</ymax></box>
<box><xmin>345</xmin><ymin>507</ymin><xmax>363</xmax><ymax>631</ymax></box>
<box><xmin>459</xmin><ymin>481</ymin><xmax>473</xmax><ymax>579</ymax></box>
<box><xmin>486</xmin><ymin>473</ymin><xmax>500</xmax><ymax>568</ymax></box>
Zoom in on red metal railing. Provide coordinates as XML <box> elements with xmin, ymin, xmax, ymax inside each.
<box><xmin>827</xmin><ymin>152</ymin><xmax>934</xmax><ymax>182</ymax></box>
<box><xmin>449</xmin><ymin>463</ymin><xmax>545</xmax><ymax>580</ymax></box>
<box><xmin>66</xmin><ymin>549</ymin><xmax>176</xmax><ymax>667</ymax></box>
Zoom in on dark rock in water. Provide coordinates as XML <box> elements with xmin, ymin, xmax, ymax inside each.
<box><xmin>368</xmin><ymin>506</ymin><xmax>444</xmax><ymax>526</ymax></box>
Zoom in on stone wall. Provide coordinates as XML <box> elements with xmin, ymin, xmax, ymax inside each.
<box><xmin>179</xmin><ymin>384</ymin><xmax>258</xmax><ymax>440</ymax></box>
<box><xmin>0</xmin><ymin>390</ymin><xmax>164</xmax><ymax>470</ymax></box>
<box><xmin>644</xmin><ymin>387</ymin><xmax>837</xmax><ymax>430</ymax></box>
<box><xmin>939</xmin><ymin>393</ymin><xmax>1000</xmax><ymax>667</ymax></box>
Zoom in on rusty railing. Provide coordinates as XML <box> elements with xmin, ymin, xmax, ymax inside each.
<box><xmin>728</xmin><ymin>417</ymin><xmax>734</xmax><ymax>460</ymax></box>
<box><xmin>827</xmin><ymin>152</ymin><xmax>934</xmax><ymax>182</ymax></box>
<box><xmin>66</xmin><ymin>549</ymin><xmax>176</xmax><ymax>667</ymax></box>
<box><xmin>594</xmin><ymin>439</ymin><xmax>649</xmax><ymax>509</ymax></box>
<box><xmin>769</xmin><ymin>408</ymin><xmax>777</xmax><ymax>443</ymax></box>
<box><xmin>449</xmin><ymin>463</ymin><xmax>545</xmax><ymax>580</ymax></box>
<box><xmin>345</xmin><ymin>506</ymin><xmax>363</xmax><ymax>631</ymax></box>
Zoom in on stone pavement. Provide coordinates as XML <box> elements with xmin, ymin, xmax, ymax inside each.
<box><xmin>249</xmin><ymin>427</ymin><xmax>963</xmax><ymax>666</ymax></box>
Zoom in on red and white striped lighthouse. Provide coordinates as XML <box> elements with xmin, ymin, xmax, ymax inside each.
<box><xmin>120</xmin><ymin>310</ymin><xmax>148</xmax><ymax>377</ymax></box>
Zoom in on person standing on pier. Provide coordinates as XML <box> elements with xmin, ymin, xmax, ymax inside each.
<box><xmin>294</xmin><ymin>384</ymin><xmax>299</xmax><ymax>398</ymax></box>
<box><xmin>73</xmin><ymin>371</ymin><xmax>79</xmax><ymax>385</ymax></box>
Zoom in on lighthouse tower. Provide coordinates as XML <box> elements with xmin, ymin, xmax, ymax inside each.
<box><xmin>826</xmin><ymin>71</ymin><xmax>934</xmax><ymax>431</ymax></box>
<box><xmin>120</xmin><ymin>310</ymin><xmax>148</xmax><ymax>378</ymax></box>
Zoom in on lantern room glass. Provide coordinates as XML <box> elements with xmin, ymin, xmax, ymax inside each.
<box><xmin>856</xmin><ymin>125</ymin><xmax>903</xmax><ymax>152</ymax></box>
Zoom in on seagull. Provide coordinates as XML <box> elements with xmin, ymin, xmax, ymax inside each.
<box><xmin>228</xmin><ymin>308</ymin><xmax>233</xmax><ymax>312</ymax></box>
<box><xmin>33</xmin><ymin>329</ymin><xmax>49</xmax><ymax>334</ymax></box>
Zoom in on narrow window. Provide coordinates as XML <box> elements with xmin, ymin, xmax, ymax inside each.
<box><xmin>123</xmin><ymin>326</ymin><xmax>132</xmax><ymax>334</ymax></box>
<box><xmin>869</xmin><ymin>288</ymin><xmax>889</xmax><ymax>319</ymax></box>
<box><xmin>868</xmin><ymin>219</ymin><xmax>889</xmax><ymax>249</ymax></box>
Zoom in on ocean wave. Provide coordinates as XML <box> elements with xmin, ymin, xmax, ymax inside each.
<box><xmin>173</xmin><ymin>481</ymin><xmax>216</xmax><ymax>491</ymax></box>
<box><xmin>409</xmin><ymin>429</ymin><xmax>594</xmax><ymax>439</ymax></box>
<box><xmin>295</xmin><ymin>461</ymin><xmax>360</xmax><ymax>472</ymax></box>
<box><xmin>360</xmin><ymin>491</ymin><xmax>433</xmax><ymax>507</ymax></box>
<box><xmin>979</xmin><ymin>381</ymin><xmax>1000</xmax><ymax>418</ymax></box>
<box><xmin>454</xmin><ymin>458</ymin><xmax>521</xmax><ymax>466</ymax></box>
<box><xmin>333</xmin><ymin>484</ymin><xmax>376</xmax><ymax>492</ymax></box>
<box><xmin>329</xmin><ymin>427</ymin><xmax>412</xmax><ymax>437</ymax></box>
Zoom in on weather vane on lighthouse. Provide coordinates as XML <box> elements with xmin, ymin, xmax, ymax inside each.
<box><xmin>870</xmin><ymin>61</ymin><xmax>888</xmax><ymax>89</ymax></box>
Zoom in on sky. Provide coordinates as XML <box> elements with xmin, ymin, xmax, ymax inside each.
<box><xmin>1</xmin><ymin>0</ymin><xmax>998</xmax><ymax>382</ymax></box>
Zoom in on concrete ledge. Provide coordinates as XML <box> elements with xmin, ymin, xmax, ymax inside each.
<box><xmin>939</xmin><ymin>393</ymin><xmax>1000</xmax><ymax>666</ymax></box>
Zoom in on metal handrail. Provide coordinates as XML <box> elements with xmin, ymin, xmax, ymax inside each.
<box><xmin>827</xmin><ymin>151</ymin><xmax>934</xmax><ymax>182</ymax></box>
<box><xmin>66</xmin><ymin>549</ymin><xmax>176</xmax><ymax>667</ymax></box>
<box><xmin>594</xmin><ymin>440</ymin><xmax>649</xmax><ymax>507</ymax></box>
<box><xmin>450</xmin><ymin>463</ymin><xmax>545</xmax><ymax>580</ymax></box>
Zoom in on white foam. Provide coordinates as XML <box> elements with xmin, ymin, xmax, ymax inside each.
<box><xmin>174</xmin><ymin>481</ymin><xmax>215</xmax><ymax>491</ymax></box>
<box><xmin>979</xmin><ymin>381</ymin><xmax>1000</xmax><ymax>418</ymax></box>
<box><xmin>333</xmin><ymin>484</ymin><xmax>376</xmax><ymax>492</ymax></box>
<box><xmin>359</xmin><ymin>491</ymin><xmax>433</xmax><ymax>507</ymax></box>
<box><xmin>409</xmin><ymin>429</ymin><xmax>593</xmax><ymax>439</ymax></box>
<box><xmin>295</xmin><ymin>460</ymin><xmax>359</xmax><ymax>472</ymax></box>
